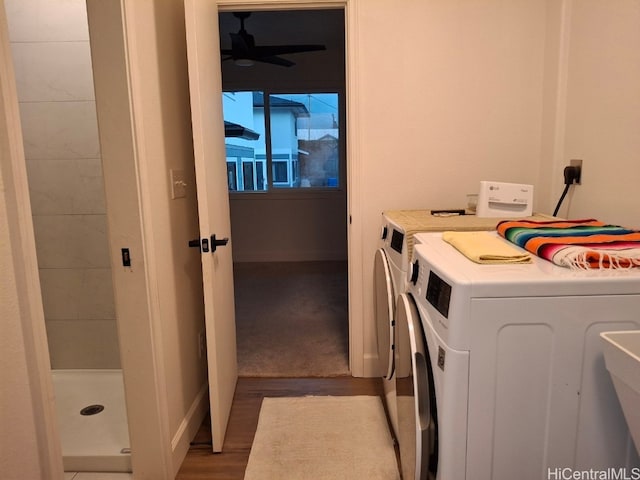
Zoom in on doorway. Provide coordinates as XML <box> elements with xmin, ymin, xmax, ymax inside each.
<box><xmin>218</xmin><ymin>8</ymin><xmax>349</xmax><ymax>376</ymax></box>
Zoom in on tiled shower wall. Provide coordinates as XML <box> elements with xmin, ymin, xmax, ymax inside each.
<box><xmin>6</xmin><ymin>0</ymin><xmax>120</xmax><ymax>368</ymax></box>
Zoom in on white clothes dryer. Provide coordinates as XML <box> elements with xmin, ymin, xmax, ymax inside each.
<box><xmin>374</xmin><ymin>210</ymin><xmax>552</xmax><ymax>440</ymax></box>
<box><xmin>396</xmin><ymin>232</ymin><xmax>640</xmax><ymax>480</ymax></box>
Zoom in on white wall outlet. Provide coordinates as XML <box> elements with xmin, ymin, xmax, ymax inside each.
<box><xmin>170</xmin><ymin>169</ymin><xmax>187</xmax><ymax>199</ymax></box>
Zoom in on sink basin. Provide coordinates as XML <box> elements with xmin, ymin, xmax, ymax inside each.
<box><xmin>601</xmin><ymin>330</ymin><xmax>640</xmax><ymax>455</ymax></box>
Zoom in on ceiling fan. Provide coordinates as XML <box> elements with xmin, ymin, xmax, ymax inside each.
<box><xmin>221</xmin><ymin>12</ymin><xmax>326</xmax><ymax>68</ymax></box>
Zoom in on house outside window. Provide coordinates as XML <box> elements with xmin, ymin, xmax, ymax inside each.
<box><xmin>222</xmin><ymin>91</ymin><xmax>340</xmax><ymax>192</ymax></box>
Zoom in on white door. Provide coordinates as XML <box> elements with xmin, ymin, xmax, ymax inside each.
<box><xmin>184</xmin><ymin>0</ymin><xmax>238</xmax><ymax>452</ymax></box>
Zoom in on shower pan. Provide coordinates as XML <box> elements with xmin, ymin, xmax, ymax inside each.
<box><xmin>52</xmin><ymin>369</ymin><xmax>131</xmax><ymax>472</ymax></box>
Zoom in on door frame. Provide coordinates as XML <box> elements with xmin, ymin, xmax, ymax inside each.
<box><xmin>217</xmin><ymin>0</ymin><xmax>365</xmax><ymax>376</ymax></box>
<box><xmin>86</xmin><ymin>1</ymin><xmax>176</xmax><ymax>477</ymax></box>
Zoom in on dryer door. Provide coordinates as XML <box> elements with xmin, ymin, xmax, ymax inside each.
<box><xmin>374</xmin><ymin>248</ymin><xmax>395</xmax><ymax>379</ymax></box>
<box><xmin>396</xmin><ymin>293</ymin><xmax>439</xmax><ymax>480</ymax></box>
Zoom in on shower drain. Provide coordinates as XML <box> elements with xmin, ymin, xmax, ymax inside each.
<box><xmin>80</xmin><ymin>404</ymin><xmax>105</xmax><ymax>416</ymax></box>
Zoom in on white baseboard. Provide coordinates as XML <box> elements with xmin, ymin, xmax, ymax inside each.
<box><xmin>361</xmin><ymin>352</ymin><xmax>380</xmax><ymax>378</ymax></box>
<box><xmin>170</xmin><ymin>382</ymin><xmax>209</xmax><ymax>476</ymax></box>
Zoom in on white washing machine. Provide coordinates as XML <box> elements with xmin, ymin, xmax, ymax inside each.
<box><xmin>374</xmin><ymin>210</ymin><xmax>552</xmax><ymax>439</ymax></box>
<box><xmin>395</xmin><ymin>232</ymin><xmax>640</xmax><ymax>480</ymax></box>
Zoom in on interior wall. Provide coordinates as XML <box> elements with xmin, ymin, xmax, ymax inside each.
<box><xmin>0</xmin><ymin>116</ymin><xmax>50</xmax><ymax>480</ymax></box>
<box><xmin>536</xmin><ymin>0</ymin><xmax>562</xmax><ymax>214</ymax></box>
<box><xmin>230</xmin><ymin>192</ymin><xmax>346</xmax><ymax>262</ymax></box>
<box><xmin>358</xmin><ymin>0</ymin><xmax>547</xmax><ymax>212</ymax></box>
<box><xmin>1</xmin><ymin>2</ymin><xmax>62</xmax><ymax>475</ymax></box>
<box><xmin>557</xmin><ymin>0</ymin><xmax>640</xmax><ymax>227</ymax></box>
<box><xmin>221</xmin><ymin>8</ymin><xmax>347</xmax><ymax>263</ymax></box>
<box><xmin>5</xmin><ymin>0</ymin><xmax>119</xmax><ymax>369</ymax></box>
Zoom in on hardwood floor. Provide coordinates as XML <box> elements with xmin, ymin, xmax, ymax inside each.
<box><xmin>176</xmin><ymin>377</ymin><xmax>386</xmax><ymax>479</ymax></box>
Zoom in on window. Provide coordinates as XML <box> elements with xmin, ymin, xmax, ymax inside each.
<box><xmin>242</xmin><ymin>162</ymin><xmax>255</xmax><ymax>190</ymax></box>
<box><xmin>226</xmin><ymin>161</ymin><xmax>237</xmax><ymax>191</ymax></box>
<box><xmin>222</xmin><ymin>91</ymin><xmax>340</xmax><ymax>193</ymax></box>
<box><xmin>222</xmin><ymin>92</ymin><xmax>266</xmax><ymax>192</ymax></box>
<box><xmin>273</xmin><ymin>160</ymin><xmax>288</xmax><ymax>184</ymax></box>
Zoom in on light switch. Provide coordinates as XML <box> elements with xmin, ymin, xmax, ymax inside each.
<box><xmin>170</xmin><ymin>169</ymin><xmax>187</xmax><ymax>199</ymax></box>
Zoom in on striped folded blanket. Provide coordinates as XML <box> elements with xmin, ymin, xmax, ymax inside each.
<box><xmin>496</xmin><ymin>219</ymin><xmax>640</xmax><ymax>269</ymax></box>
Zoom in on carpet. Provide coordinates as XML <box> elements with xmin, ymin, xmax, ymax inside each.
<box><xmin>234</xmin><ymin>262</ymin><xmax>350</xmax><ymax>377</ymax></box>
<box><xmin>244</xmin><ymin>396</ymin><xmax>400</xmax><ymax>480</ymax></box>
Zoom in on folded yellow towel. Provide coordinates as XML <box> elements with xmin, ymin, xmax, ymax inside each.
<box><xmin>442</xmin><ymin>231</ymin><xmax>532</xmax><ymax>264</ymax></box>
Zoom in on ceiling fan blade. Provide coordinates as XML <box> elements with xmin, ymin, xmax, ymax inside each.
<box><xmin>222</xmin><ymin>12</ymin><xmax>325</xmax><ymax>68</ymax></box>
<box><xmin>253</xmin><ymin>44</ymin><xmax>326</xmax><ymax>56</ymax></box>
<box><xmin>255</xmin><ymin>55</ymin><xmax>295</xmax><ymax>68</ymax></box>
